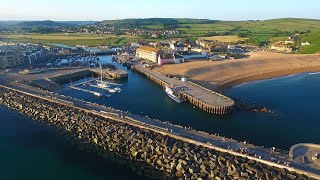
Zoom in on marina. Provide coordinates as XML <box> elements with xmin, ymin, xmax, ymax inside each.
<box><xmin>69</xmin><ymin>78</ymin><xmax>121</xmax><ymax>96</ymax></box>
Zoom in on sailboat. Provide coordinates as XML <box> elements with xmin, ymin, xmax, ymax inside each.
<box><xmin>97</xmin><ymin>64</ymin><xmax>109</xmax><ymax>88</ymax></box>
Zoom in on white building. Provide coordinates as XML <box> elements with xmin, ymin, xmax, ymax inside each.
<box><xmin>179</xmin><ymin>51</ymin><xmax>208</xmax><ymax>60</ymax></box>
<box><xmin>301</xmin><ymin>42</ymin><xmax>311</xmax><ymax>46</ymax></box>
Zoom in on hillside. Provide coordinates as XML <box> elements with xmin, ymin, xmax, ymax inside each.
<box><xmin>99</xmin><ymin>18</ymin><xmax>219</xmax><ymax>26</ymax></box>
<box><xmin>300</xmin><ymin>32</ymin><xmax>320</xmax><ymax>54</ymax></box>
<box><xmin>178</xmin><ymin>18</ymin><xmax>320</xmax><ymax>40</ymax></box>
<box><xmin>17</xmin><ymin>20</ymin><xmax>75</xmax><ymax>27</ymax></box>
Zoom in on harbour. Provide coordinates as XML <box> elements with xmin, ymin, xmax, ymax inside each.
<box><xmin>1</xmin><ymin>81</ymin><xmax>320</xmax><ymax>179</ymax></box>
<box><xmin>1</xmin><ymin>55</ymin><xmax>320</xmax><ymax>179</ymax></box>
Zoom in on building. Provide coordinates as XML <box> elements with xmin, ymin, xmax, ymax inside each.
<box><xmin>136</xmin><ymin>46</ymin><xmax>160</xmax><ymax>63</ymax></box>
<box><xmin>196</xmin><ymin>39</ymin><xmax>226</xmax><ymax>52</ymax></box>
<box><xmin>23</xmin><ymin>49</ymin><xmax>44</xmax><ymax>64</ymax></box>
<box><xmin>270</xmin><ymin>45</ymin><xmax>293</xmax><ymax>53</ymax></box>
<box><xmin>301</xmin><ymin>42</ymin><xmax>311</xmax><ymax>46</ymax></box>
<box><xmin>227</xmin><ymin>45</ymin><xmax>236</xmax><ymax>49</ymax></box>
<box><xmin>157</xmin><ymin>53</ymin><xmax>184</xmax><ymax>65</ymax></box>
<box><xmin>169</xmin><ymin>41</ymin><xmax>186</xmax><ymax>51</ymax></box>
<box><xmin>179</xmin><ymin>51</ymin><xmax>208</xmax><ymax>60</ymax></box>
<box><xmin>0</xmin><ymin>50</ymin><xmax>24</xmax><ymax>68</ymax></box>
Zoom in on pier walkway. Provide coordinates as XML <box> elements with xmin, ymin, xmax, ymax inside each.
<box><xmin>133</xmin><ymin>64</ymin><xmax>235</xmax><ymax>115</ymax></box>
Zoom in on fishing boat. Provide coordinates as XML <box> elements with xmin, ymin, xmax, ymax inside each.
<box><xmin>164</xmin><ymin>84</ymin><xmax>184</xmax><ymax>103</ymax></box>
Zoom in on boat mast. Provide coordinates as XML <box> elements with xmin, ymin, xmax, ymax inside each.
<box><xmin>100</xmin><ymin>64</ymin><xmax>103</xmax><ymax>82</ymax></box>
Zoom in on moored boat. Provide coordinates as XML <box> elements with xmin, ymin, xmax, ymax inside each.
<box><xmin>164</xmin><ymin>85</ymin><xmax>184</xmax><ymax>103</ymax></box>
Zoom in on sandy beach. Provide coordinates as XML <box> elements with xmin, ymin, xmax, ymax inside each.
<box><xmin>155</xmin><ymin>52</ymin><xmax>320</xmax><ymax>91</ymax></box>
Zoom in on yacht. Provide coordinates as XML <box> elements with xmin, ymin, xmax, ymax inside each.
<box><xmin>93</xmin><ymin>92</ymin><xmax>103</xmax><ymax>97</ymax></box>
<box><xmin>108</xmin><ymin>89</ymin><xmax>117</xmax><ymax>93</ymax></box>
<box><xmin>164</xmin><ymin>85</ymin><xmax>184</xmax><ymax>103</ymax></box>
<box><xmin>97</xmin><ymin>64</ymin><xmax>109</xmax><ymax>88</ymax></box>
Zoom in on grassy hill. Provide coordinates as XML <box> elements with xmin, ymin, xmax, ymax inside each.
<box><xmin>99</xmin><ymin>18</ymin><xmax>218</xmax><ymax>26</ymax></box>
<box><xmin>300</xmin><ymin>32</ymin><xmax>320</xmax><ymax>54</ymax></box>
<box><xmin>178</xmin><ymin>18</ymin><xmax>320</xmax><ymax>40</ymax></box>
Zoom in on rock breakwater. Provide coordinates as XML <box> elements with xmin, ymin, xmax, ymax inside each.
<box><xmin>0</xmin><ymin>87</ymin><xmax>316</xmax><ymax>180</ymax></box>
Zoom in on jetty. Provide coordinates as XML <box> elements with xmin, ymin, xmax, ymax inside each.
<box><xmin>69</xmin><ymin>78</ymin><xmax>120</xmax><ymax>95</ymax></box>
<box><xmin>132</xmin><ymin>64</ymin><xmax>235</xmax><ymax>115</ymax></box>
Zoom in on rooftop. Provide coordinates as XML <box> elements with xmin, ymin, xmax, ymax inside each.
<box><xmin>137</xmin><ymin>46</ymin><xmax>159</xmax><ymax>52</ymax></box>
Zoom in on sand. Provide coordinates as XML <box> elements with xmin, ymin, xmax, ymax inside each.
<box><xmin>155</xmin><ymin>52</ymin><xmax>320</xmax><ymax>91</ymax></box>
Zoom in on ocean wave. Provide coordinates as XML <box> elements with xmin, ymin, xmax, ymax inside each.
<box><xmin>308</xmin><ymin>72</ymin><xmax>320</xmax><ymax>75</ymax></box>
<box><xmin>235</xmin><ymin>82</ymin><xmax>248</xmax><ymax>88</ymax></box>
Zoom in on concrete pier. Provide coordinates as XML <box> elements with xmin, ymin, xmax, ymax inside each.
<box><xmin>132</xmin><ymin>64</ymin><xmax>235</xmax><ymax>115</ymax></box>
<box><xmin>90</xmin><ymin>68</ymin><xmax>128</xmax><ymax>79</ymax></box>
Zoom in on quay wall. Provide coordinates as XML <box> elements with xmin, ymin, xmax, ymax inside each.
<box><xmin>132</xmin><ymin>66</ymin><xmax>234</xmax><ymax>115</ymax></box>
<box><xmin>0</xmin><ymin>85</ymin><xmax>318</xmax><ymax>179</ymax></box>
<box><xmin>49</xmin><ymin>70</ymin><xmax>94</xmax><ymax>85</ymax></box>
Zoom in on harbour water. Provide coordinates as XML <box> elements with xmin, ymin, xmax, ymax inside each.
<box><xmin>58</xmin><ymin>56</ymin><xmax>320</xmax><ymax>150</ymax></box>
<box><xmin>1</xmin><ymin>55</ymin><xmax>320</xmax><ymax>179</ymax></box>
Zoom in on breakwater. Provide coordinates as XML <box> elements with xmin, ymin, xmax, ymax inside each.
<box><xmin>0</xmin><ymin>85</ymin><xmax>317</xmax><ymax>179</ymax></box>
<box><xmin>90</xmin><ymin>67</ymin><xmax>128</xmax><ymax>79</ymax></box>
<box><xmin>49</xmin><ymin>68</ymin><xmax>127</xmax><ymax>86</ymax></box>
<box><xmin>132</xmin><ymin>65</ymin><xmax>234</xmax><ymax>115</ymax></box>
<box><xmin>49</xmin><ymin>70</ymin><xmax>94</xmax><ymax>85</ymax></box>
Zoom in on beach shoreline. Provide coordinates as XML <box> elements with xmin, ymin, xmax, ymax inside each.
<box><xmin>219</xmin><ymin>66</ymin><xmax>320</xmax><ymax>91</ymax></box>
<box><xmin>155</xmin><ymin>52</ymin><xmax>320</xmax><ymax>91</ymax></box>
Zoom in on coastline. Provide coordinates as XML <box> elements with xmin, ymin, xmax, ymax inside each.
<box><xmin>219</xmin><ymin>66</ymin><xmax>320</xmax><ymax>91</ymax></box>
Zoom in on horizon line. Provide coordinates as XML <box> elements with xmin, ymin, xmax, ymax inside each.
<box><xmin>0</xmin><ymin>17</ymin><xmax>319</xmax><ymax>22</ymax></box>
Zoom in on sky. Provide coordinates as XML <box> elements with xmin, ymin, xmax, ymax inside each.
<box><xmin>0</xmin><ymin>0</ymin><xmax>319</xmax><ymax>21</ymax></box>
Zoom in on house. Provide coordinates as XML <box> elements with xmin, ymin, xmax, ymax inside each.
<box><xmin>196</xmin><ymin>39</ymin><xmax>226</xmax><ymax>52</ymax></box>
<box><xmin>157</xmin><ymin>53</ymin><xmax>184</xmax><ymax>65</ymax></box>
<box><xmin>179</xmin><ymin>51</ymin><xmax>208</xmax><ymax>60</ymax></box>
<box><xmin>301</xmin><ymin>42</ymin><xmax>311</xmax><ymax>46</ymax></box>
<box><xmin>227</xmin><ymin>45</ymin><xmax>236</xmax><ymax>49</ymax></box>
<box><xmin>285</xmin><ymin>36</ymin><xmax>296</xmax><ymax>45</ymax></box>
<box><xmin>169</xmin><ymin>41</ymin><xmax>186</xmax><ymax>51</ymax></box>
<box><xmin>136</xmin><ymin>46</ymin><xmax>161</xmax><ymax>63</ymax></box>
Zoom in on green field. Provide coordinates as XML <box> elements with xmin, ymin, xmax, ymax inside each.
<box><xmin>177</xmin><ymin>18</ymin><xmax>320</xmax><ymax>43</ymax></box>
<box><xmin>0</xmin><ymin>33</ymin><xmax>147</xmax><ymax>46</ymax></box>
<box><xmin>1</xmin><ymin>18</ymin><xmax>320</xmax><ymax>53</ymax></box>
